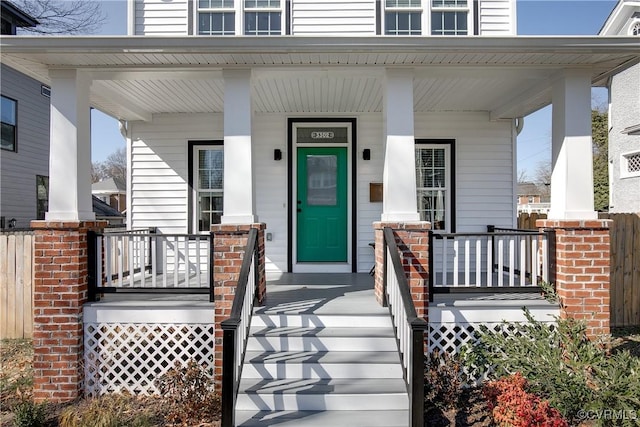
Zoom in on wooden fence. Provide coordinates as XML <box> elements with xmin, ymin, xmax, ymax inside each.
<box><xmin>519</xmin><ymin>212</ymin><xmax>640</xmax><ymax>327</ymax></box>
<box><xmin>0</xmin><ymin>230</ymin><xmax>34</xmax><ymax>339</ymax></box>
<box><xmin>599</xmin><ymin>213</ymin><xmax>640</xmax><ymax>328</ymax></box>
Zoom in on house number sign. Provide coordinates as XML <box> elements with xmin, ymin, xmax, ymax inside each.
<box><xmin>297</xmin><ymin>127</ymin><xmax>348</xmax><ymax>144</ymax></box>
<box><xmin>311</xmin><ymin>131</ymin><xmax>335</xmax><ymax>139</ymax></box>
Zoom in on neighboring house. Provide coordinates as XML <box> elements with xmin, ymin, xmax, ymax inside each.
<box><xmin>92</xmin><ymin>195</ymin><xmax>125</xmax><ymax>225</ymax></box>
<box><xmin>600</xmin><ymin>0</ymin><xmax>640</xmax><ymax>213</ymax></box>
<box><xmin>0</xmin><ymin>2</ymin><xmax>49</xmax><ymax>230</ymax></box>
<box><xmin>517</xmin><ymin>181</ymin><xmax>550</xmax><ymax>215</ymax></box>
<box><xmin>92</xmin><ymin>177</ymin><xmax>126</xmax><ymax>213</ymax></box>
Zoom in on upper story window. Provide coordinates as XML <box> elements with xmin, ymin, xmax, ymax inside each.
<box><xmin>198</xmin><ymin>0</ymin><xmax>236</xmax><ymax>35</ymax></box>
<box><xmin>244</xmin><ymin>0</ymin><xmax>282</xmax><ymax>35</ymax></box>
<box><xmin>385</xmin><ymin>0</ymin><xmax>422</xmax><ymax>35</ymax></box>
<box><xmin>431</xmin><ymin>0</ymin><xmax>468</xmax><ymax>35</ymax></box>
<box><xmin>1</xmin><ymin>95</ymin><xmax>17</xmax><ymax>152</ymax></box>
<box><xmin>631</xmin><ymin>21</ymin><xmax>640</xmax><ymax>36</ymax></box>
<box><xmin>197</xmin><ymin>0</ymin><xmax>284</xmax><ymax>35</ymax></box>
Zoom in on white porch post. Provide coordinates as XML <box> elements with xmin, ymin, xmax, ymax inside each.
<box><xmin>46</xmin><ymin>69</ymin><xmax>94</xmax><ymax>221</ymax></box>
<box><xmin>381</xmin><ymin>68</ymin><xmax>419</xmax><ymax>221</ymax></box>
<box><xmin>548</xmin><ymin>69</ymin><xmax>597</xmax><ymax>220</ymax></box>
<box><xmin>221</xmin><ymin>69</ymin><xmax>257</xmax><ymax>224</ymax></box>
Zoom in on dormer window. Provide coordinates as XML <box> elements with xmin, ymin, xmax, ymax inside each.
<box><xmin>631</xmin><ymin>21</ymin><xmax>640</xmax><ymax>36</ymax></box>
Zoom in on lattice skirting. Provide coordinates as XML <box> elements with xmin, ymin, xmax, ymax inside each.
<box><xmin>84</xmin><ymin>322</ymin><xmax>215</xmax><ymax>396</ymax></box>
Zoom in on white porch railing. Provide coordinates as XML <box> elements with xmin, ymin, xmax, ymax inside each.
<box><xmin>88</xmin><ymin>229</ymin><xmax>213</xmax><ymax>301</ymax></box>
<box><xmin>428</xmin><ymin>227</ymin><xmax>555</xmax><ymax>299</ymax></box>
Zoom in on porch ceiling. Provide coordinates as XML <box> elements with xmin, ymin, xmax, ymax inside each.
<box><xmin>1</xmin><ymin>36</ymin><xmax>638</xmax><ymax>121</ymax></box>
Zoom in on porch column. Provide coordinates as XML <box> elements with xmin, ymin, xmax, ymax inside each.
<box><xmin>549</xmin><ymin>69</ymin><xmax>597</xmax><ymax>220</ymax></box>
<box><xmin>382</xmin><ymin>68</ymin><xmax>419</xmax><ymax>222</ymax></box>
<box><xmin>46</xmin><ymin>69</ymin><xmax>94</xmax><ymax>221</ymax></box>
<box><xmin>222</xmin><ymin>69</ymin><xmax>257</xmax><ymax>224</ymax></box>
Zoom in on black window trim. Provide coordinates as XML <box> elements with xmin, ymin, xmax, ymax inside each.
<box><xmin>1</xmin><ymin>94</ymin><xmax>18</xmax><ymax>152</ymax></box>
<box><xmin>415</xmin><ymin>138</ymin><xmax>456</xmax><ymax>233</ymax></box>
<box><xmin>188</xmin><ymin>140</ymin><xmax>224</xmax><ymax>234</ymax></box>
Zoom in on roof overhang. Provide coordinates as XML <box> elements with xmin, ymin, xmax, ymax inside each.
<box><xmin>2</xmin><ymin>36</ymin><xmax>639</xmax><ymax>121</ymax></box>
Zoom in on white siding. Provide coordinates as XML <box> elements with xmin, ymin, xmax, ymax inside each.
<box><xmin>291</xmin><ymin>0</ymin><xmax>377</xmax><ymax>35</ymax></box>
<box><xmin>129</xmin><ymin>114</ymin><xmax>222</xmax><ymax>233</ymax></box>
<box><xmin>134</xmin><ymin>0</ymin><xmax>189</xmax><ymax>36</ymax></box>
<box><xmin>415</xmin><ymin>111</ymin><xmax>516</xmax><ymax>231</ymax></box>
<box><xmin>130</xmin><ymin>111</ymin><xmax>515</xmax><ymax>273</ymax></box>
<box><xmin>478</xmin><ymin>0</ymin><xmax>516</xmax><ymax>36</ymax></box>
<box><xmin>0</xmin><ymin>64</ymin><xmax>50</xmax><ymax>229</ymax></box>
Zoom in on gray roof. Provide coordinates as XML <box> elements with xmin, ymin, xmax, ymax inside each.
<box><xmin>92</xmin><ymin>196</ymin><xmax>124</xmax><ymax>218</ymax></box>
<box><xmin>92</xmin><ymin>177</ymin><xmax>126</xmax><ymax>193</ymax></box>
<box><xmin>517</xmin><ymin>182</ymin><xmax>542</xmax><ymax>196</ymax></box>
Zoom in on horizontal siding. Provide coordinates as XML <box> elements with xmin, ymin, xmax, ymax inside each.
<box><xmin>130</xmin><ymin>111</ymin><xmax>514</xmax><ymax>273</ymax></box>
<box><xmin>134</xmin><ymin>0</ymin><xmax>189</xmax><ymax>36</ymax></box>
<box><xmin>0</xmin><ymin>64</ymin><xmax>50</xmax><ymax>229</ymax></box>
<box><xmin>478</xmin><ymin>0</ymin><xmax>515</xmax><ymax>35</ymax></box>
<box><xmin>291</xmin><ymin>0</ymin><xmax>377</xmax><ymax>35</ymax></box>
<box><xmin>415</xmin><ymin>112</ymin><xmax>515</xmax><ymax>232</ymax></box>
<box><xmin>130</xmin><ymin>113</ymin><xmax>222</xmax><ymax>233</ymax></box>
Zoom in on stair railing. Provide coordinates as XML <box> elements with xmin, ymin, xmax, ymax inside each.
<box><xmin>382</xmin><ymin>227</ymin><xmax>428</xmax><ymax>427</ymax></box>
<box><xmin>221</xmin><ymin>228</ymin><xmax>259</xmax><ymax>427</ymax></box>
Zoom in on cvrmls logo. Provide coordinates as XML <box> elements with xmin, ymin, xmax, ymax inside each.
<box><xmin>311</xmin><ymin>131</ymin><xmax>334</xmax><ymax>139</ymax></box>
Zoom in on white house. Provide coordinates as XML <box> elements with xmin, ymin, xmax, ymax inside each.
<box><xmin>1</xmin><ymin>1</ymin><xmax>638</xmax><ymax>424</ymax></box>
<box><xmin>600</xmin><ymin>0</ymin><xmax>640</xmax><ymax>213</ymax></box>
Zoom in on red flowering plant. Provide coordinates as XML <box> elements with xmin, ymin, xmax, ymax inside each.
<box><xmin>483</xmin><ymin>373</ymin><xmax>568</xmax><ymax>427</ymax></box>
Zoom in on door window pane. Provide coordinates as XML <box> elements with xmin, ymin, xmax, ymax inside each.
<box><xmin>307</xmin><ymin>155</ymin><xmax>337</xmax><ymax>206</ymax></box>
<box><xmin>416</xmin><ymin>147</ymin><xmax>448</xmax><ymax>230</ymax></box>
<box><xmin>195</xmin><ymin>147</ymin><xmax>224</xmax><ymax>232</ymax></box>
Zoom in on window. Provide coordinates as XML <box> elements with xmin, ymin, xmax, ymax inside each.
<box><xmin>385</xmin><ymin>0</ymin><xmax>422</xmax><ymax>35</ymax></box>
<box><xmin>431</xmin><ymin>0</ymin><xmax>468</xmax><ymax>35</ymax></box>
<box><xmin>631</xmin><ymin>21</ymin><xmax>640</xmax><ymax>36</ymax></box>
<box><xmin>36</xmin><ymin>176</ymin><xmax>49</xmax><ymax>220</ymax></box>
<box><xmin>244</xmin><ymin>0</ymin><xmax>282</xmax><ymax>35</ymax></box>
<box><xmin>1</xmin><ymin>96</ymin><xmax>17</xmax><ymax>151</ymax></box>
<box><xmin>198</xmin><ymin>0</ymin><xmax>236</xmax><ymax>35</ymax></box>
<box><xmin>415</xmin><ymin>141</ymin><xmax>453</xmax><ymax>231</ymax></box>
<box><xmin>190</xmin><ymin>142</ymin><xmax>224</xmax><ymax>232</ymax></box>
<box><xmin>621</xmin><ymin>151</ymin><xmax>640</xmax><ymax>178</ymax></box>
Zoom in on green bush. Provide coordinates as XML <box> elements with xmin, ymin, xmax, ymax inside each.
<box><xmin>12</xmin><ymin>397</ymin><xmax>46</xmax><ymax>427</ymax></box>
<box><xmin>461</xmin><ymin>309</ymin><xmax>640</xmax><ymax>426</ymax></box>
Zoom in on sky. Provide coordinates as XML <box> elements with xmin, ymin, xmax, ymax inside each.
<box><xmin>90</xmin><ymin>0</ymin><xmax>619</xmax><ymax>178</ymax></box>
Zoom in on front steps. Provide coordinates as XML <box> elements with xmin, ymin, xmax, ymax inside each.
<box><xmin>235</xmin><ymin>309</ymin><xmax>409</xmax><ymax>427</ymax></box>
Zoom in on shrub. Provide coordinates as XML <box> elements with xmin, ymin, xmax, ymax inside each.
<box><xmin>483</xmin><ymin>373</ymin><xmax>568</xmax><ymax>427</ymax></box>
<box><xmin>12</xmin><ymin>395</ymin><xmax>46</xmax><ymax>427</ymax></box>
<box><xmin>462</xmin><ymin>309</ymin><xmax>640</xmax><ymax>426</ymax></box>
<box><xmin>58</xmin><ymin>394</ymin><xmax>152</xmax><ymax>427</ymax></box>
<box><xmin>155</xmin><ymin>359</ymin><xmax>219</xmax><ymax>425</ymax></box>
<box><xmin>424</xmin><ymin>349</ymin><xmax>463</xmax><ymax>410</ymax></box>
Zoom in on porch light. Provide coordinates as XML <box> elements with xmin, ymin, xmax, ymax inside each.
<box><xmin>274</xmin><ymin>149</ymin><xmax>282</xmax><ymax>161</ymax></box>
<box><xmin>363</xmin><ymin>149</ymin><xmax>371</xmax><ymax>160</ymax></box>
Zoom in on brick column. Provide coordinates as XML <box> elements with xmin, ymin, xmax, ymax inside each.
<box><xmin>211</xmin><ymin>223</ymin><xmax>266</xmax><ymax>392</ymax></box>
<box><xmin>373</xmin><ymin>222</ymin><xmax>430</xmax><ymax>320</ymax></box>
<box><xmin>537</xmin><ymin>219</ymin><xmax>611</xmax><ymax>338</ymax></box>
<box><xmin>30</xmin><ymin>220</ymin><xmax>106</xmax><ymax>402</ymax></box>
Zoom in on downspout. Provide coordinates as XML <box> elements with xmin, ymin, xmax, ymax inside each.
<box><xmin>119</xmin><ymin>120</ymin><xmax>132</xmax><ymax>230</ymax></box>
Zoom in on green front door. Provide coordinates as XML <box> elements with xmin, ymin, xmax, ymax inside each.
<box><xmin>296</xmin><ymin>147</ymin><xmax>348</xmax><ymax>262</ymax></box>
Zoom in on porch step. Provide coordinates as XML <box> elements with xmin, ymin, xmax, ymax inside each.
<box><xmin>236</xmin><ymin>410</ymin><xmax>409</xmax><ymax>427</ymax></box>
<box><xmin>247</xmin><ymin>326</ymin><xmax>397</xmax><ymax>351</ymax></box>
<box><xmin>236</xmin><ymin>311</ymin><xmax>408</xmax><ymax>425</ymax></box>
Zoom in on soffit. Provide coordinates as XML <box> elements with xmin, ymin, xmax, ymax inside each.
<box><xmin>1</xmin><ymin>36</ymin><xmax>638</xmax><ymax>120</ymax></box>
